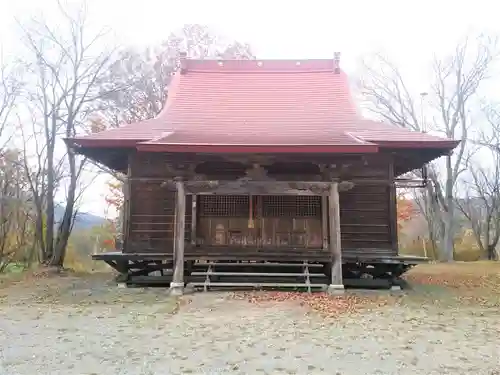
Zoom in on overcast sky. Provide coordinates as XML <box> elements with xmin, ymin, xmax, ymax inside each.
<box><xmin>0</xmin><ymin>0</ymin><xmax>498</xmax><ymax>216</ymax></box>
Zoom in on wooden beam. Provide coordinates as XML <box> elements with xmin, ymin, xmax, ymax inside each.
<box><xmin>170</xmin><ymin>178</ymin><xmax>186</xmax><ymax>295</ymax></box>
<box><xmin>134</xmin><ymin>176</ymin><xmax>392</xmax><ymax>187</ymax></box>
<box><xmin>162</xmin><ymin>180</ymin><xmax>334</xmax><ymax>195</ymax></box>
<box><xmin>327</xmin><ymin>182</ymin><xmax>344</xmax><ymax>294</ymax></box>
<box><xmin>190</xmin><ymin>180</ymin><xmax>330</xmax><ymax>195</ymax></box>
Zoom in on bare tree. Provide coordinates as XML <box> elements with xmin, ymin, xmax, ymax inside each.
<box><xmin>456</xmin><ymin>158</ymin><xmax>500</xmax><ymax>260</ymax></box>
<box><xmin>458</xmin><ymin>106</ymin><xmax>500</xmax><ymax>260</ymax></box>
<box><xmin>412</xmin><ymin>187</ymin><xmax>443</xmax><ymax>258</ymax></box>
<box><xmin>360</xmin><ymin>35</ymin><xmax>498</xmax><ymax>261</ymax></box>
<box><xmin>0</xmin><ymin>60</ymin><xmax>22</xmax><ymax>151</ymax></box>
<box><xmin>18</xmin><ymin>1</ymin><xmax>115</xmax><ymax>267</ymax></box>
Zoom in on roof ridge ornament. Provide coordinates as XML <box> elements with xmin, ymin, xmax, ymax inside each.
<box><xmin>179</xmin><ymin>51</ymin><xmax>188</xmax><ymax>74</ymax></box>
<box><xmin>334</xmin><ymin>52</ymin><xmax>341</xmax><ymax>74</ymax></box>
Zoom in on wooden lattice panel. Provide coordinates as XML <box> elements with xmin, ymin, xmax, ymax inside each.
<box><xmin>261</xmin><ymin>196</ymin><xmax>321</xmax><ymax>217</ymax></box>
<box><xmin>198</xmin><ymin>195</ymin><xmax>321</xmax><ymax>218</ymax></box>
<box><xmin>198</xmin><ymin>195</ymin><xmax>250</xmax><ymax>217</ymax></box>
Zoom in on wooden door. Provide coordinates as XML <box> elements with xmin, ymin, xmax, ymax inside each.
<box><xmin>197</xmin><ymin>195</ymin><xmax>323</xmax><ymax>248</ymax></box>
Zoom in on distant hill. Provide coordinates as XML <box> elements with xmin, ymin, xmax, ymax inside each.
<box><xmin>0</xmin><ymin>196</ymin><xmax>106</xmax><ymax>231</ymax></box>
<box><xmin>54</xmin><ymin>205</ymin><xmax>106</xmax><ymax>230</ymax></box>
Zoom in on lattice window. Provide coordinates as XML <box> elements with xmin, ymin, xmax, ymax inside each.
<box><xmin>198</xmin><ymin>195</ymin><xmax>250</xmax><ymax>217</ymax></box>
<box><xmin>198</xmin><ymin>195</ymin><xmax>322</xmax><ymax>218</ymax></box>
<box><xmin>261</xmin><ymin>196</ymin><xmax>321</xmax><ymax>217</ymax></box>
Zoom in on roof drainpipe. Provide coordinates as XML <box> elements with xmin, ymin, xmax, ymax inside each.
<box><xmin>334</xmin><ymin>52</ymin><xmax>341</xmax><ymax>74</ymax></box>
<box><xmin>179</xmin><ymin>51</ymin><xmax>188</xmax><ymax>74</ymax></box>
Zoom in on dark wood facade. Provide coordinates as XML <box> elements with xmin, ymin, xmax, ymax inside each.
<box><xmin>124</xmin><ymin>151</ymin><xmax>398</xmax><ymax>263</ymax></box>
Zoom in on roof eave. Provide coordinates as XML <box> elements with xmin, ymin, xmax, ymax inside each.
<box><xmin>375</xmin><ymin>139</ymin><xmax>460</xmax><ymax>150</ymax></box>
<box><xmin>65</xmin><ymin>137</ymin><xmax>145</xmax><ymax>149</ymax></box>
<box><xmin>135</xmin><ymin>143</ymin><xmax>380</xmax><ymax>154</ymax></box>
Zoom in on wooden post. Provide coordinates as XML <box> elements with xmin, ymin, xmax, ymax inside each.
<box><xmin>327</xmin><ymin>182</ymin><xmax>344</xmax><ymax>294</ymax></box>
<box><xmin>388</xmin><ymin>156</ymin><xmax>398</xmax><ymax>252</ymax></box>
<box><xmin>172</xmin><ymin>193</ymin><xmax>177</xmax><ymax>265</ymax></box>
<box><xmin>122</xmin><ymin>154</ymin><xmax>132</xmax><ymax>252</ymax></box>
<box><xmin>191</xmin><ymin>194</ymin><xmax>197</xmax><ymax>245</ymax></box>
<box><xmin>170</xmin><ymin>178</ymin><xmax>186</xmax><ymax>295</ymax></box>
<box><xmin>321</xmin><ymin>195</ymin><xmax>328</xmax><ymax>249</ymax></box>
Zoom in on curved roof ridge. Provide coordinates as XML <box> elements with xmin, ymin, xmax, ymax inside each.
<box><xmin>185</xmin><ymin>58</ymin><xmax>341</xmax><ymax>73</ymax></box>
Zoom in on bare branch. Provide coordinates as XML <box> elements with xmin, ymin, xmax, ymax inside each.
<box><xmin>359</xmin><ymin>35</ymin><xmax>499</xmax><ymax>261</ymax></box>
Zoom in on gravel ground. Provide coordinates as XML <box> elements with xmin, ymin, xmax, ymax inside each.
<box><xmin>0</xmin><ymin>276</ymin><xmax>499</xmax><ymax>375</ymax></box>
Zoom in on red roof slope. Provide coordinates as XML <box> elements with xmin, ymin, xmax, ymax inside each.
<box><xmin>74</xmin><ymin>58</ymin><xmax>458</xmax><ymax>154</ymax></box>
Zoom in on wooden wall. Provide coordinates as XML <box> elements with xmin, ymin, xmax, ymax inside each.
<box><xmin>124</xmin><ymin>152</ymin><xmax>397</xmax><ymax>258</ymax></box>
<box><xmin>338</xmin><ymin>153</ymin><xmax>396</xmax><ymax>256</ymax></box>
<box><xmin>340</xmin><ymin>183</ymin><xmax>395</xmax><ymax>256</ymax></box>
<box><xmin>126</xmin><ymin>181</ymin><xmax>191</xmax><ymax>253</ymax></box>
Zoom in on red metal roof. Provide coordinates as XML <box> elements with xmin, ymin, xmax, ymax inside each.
<box><xmin>73</xmin><ymin>58</ymin><xmax>459</xmax><ymax>154</ymax></box>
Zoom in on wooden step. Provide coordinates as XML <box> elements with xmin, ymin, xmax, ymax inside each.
<box><xmin>191</xmin><ymin>272</ymin><xmax>325</xmax><ymax>277</ymax></box>
<box><xmin>189</xmin><ymin>282</ymin><xmax>327</xmax><ymax>289</ymax></box>
<box><xmin>195</xmin><ymin>262</ymin><xmax>324</xmax><ymax>268</ymax></box>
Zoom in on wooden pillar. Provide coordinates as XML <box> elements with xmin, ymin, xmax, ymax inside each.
<box><xmin>122</xmin><ymin>154</ymin><xmax>132</xmax><ymax>252</ymax></box>
<box><xmin>170</xmin><ymin>178</ymin><xmax>186</xmax><ymax>295</ymax></box>
<box><xmin>191</xmin><ymin>194</ymin><xmax>197</xmax><ymax>245</ymax></box>
<box><xmin>327</xmin><ymin>181</ymin><xmax>344</xmax><ymax>294</ymax></box>
<box><xmin>388</xmin><ymin>156</ymin><xmax>398</xmax><ymax>252</ymax></box>
<box><xmin>321</xmin><ymin>195</ymin><xmax>328</xmax><ymax>249</ymax></box>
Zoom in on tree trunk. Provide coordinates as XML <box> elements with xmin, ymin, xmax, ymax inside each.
<box><xmin>487</xmin><ymin>244</ymin><xmax>497</xmax><ymax>260</ymax></box>
<box><xmin>441</xmin><ymin>155</ymin><xmax>455</xmax><ymax>262</ymax></box>
<box><xmin>425</xmin><ymin>191</ymin><xmax>440</xmax><ymax>259</ymax></box>
<box><xmin>33</xmin><ymin>199</ymin><xmax>47</xmax><ymax>263</ymax></box>
<box><xmin>441</xmin><ymin>210</ymin><xmax>454</xmax><ymax>261</ymax></box>
<box><xmin>48</xmin><ymin>146</ymin><xmax>77</xmax><ymax>267</ymax></box>
<box><xmin>44</xmin><ymin>113</ymin><xmax>57</xmax><ymax>263</ymax></box>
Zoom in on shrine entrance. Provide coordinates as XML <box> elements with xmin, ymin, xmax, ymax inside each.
<box><xmin>196</xmin><ymin>195</ymin><xmax>324</xmax><ymax>249</ymax></box>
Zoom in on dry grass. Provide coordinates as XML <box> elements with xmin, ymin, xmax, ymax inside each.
<box><xmin>405</xmin><ymin>261</ymin><xmax>500</xmax><ymax>294</ymax></box>
<box><xmin>407</xmin><ymin>260</ymin><xmax>500</xmax><ymax>281</ymax></box>
<box><xmin>402</xmin><ymin>261</ymin><xmax>500</xmax><ymax>309</ymax></box>
<box><xmin>0</xmin><ymin>269</ymin><xmax>179</xmax><ymax>313</ymax></box>
<box><xmin>63</xmin><ymin>247</ymin><xmax>111</xmax><ymax>273</ymax></box>
<box><xmin>233</xmin><ymin>261</ymin><xmax>500</xmax><ymax>317</ymax></box>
